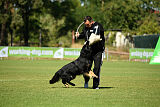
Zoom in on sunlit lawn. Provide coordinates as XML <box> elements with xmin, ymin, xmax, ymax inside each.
<box><xmin>0</xmin><ymin>59</ymin><xmax>160</xmax><ymax>107</ymax></box>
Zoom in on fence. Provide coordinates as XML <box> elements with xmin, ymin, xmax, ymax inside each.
<box><xmin>105</xmin><ymin>48</ymin><xmax>129</xmax><ymax>61</ymax></box>
<box><xmin>133</xmin><ymin>35</ymin><xmax>159</xmax><ymax>48</ymax></box>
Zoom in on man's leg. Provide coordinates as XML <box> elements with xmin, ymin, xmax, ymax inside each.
<box><xmin>83</xmin><ymin>75</ymin><xmax>89</xmax><ymax>88</ymax></box>
<box><xmin>93</xmin><ymin>52</ymin><xmax>103</xmax><ymax>89</ymax></box>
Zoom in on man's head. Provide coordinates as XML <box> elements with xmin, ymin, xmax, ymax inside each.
<box><xmin>84</xmin><ymin>16</ymin><xmax>94</xmax><ymax>28</ymax></box>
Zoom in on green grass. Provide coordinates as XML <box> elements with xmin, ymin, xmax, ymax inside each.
<box><xmin>0</xmin><ymin>59</ymin><xmax>160</xmax><ymax>107</ymax></box>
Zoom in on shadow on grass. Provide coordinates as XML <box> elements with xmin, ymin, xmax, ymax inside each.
<box><xmin>99</xmin><ymin>87</ymin><xmax>114</xmax><ymax>89</ymax></box>
<box><xmin>51</xmin><ymin>86</ymin><xmax>114</xmax><ymax>89</ymax></box>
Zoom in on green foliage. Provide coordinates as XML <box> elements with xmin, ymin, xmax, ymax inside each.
<box><xmin>0</xmin><ymin>0</ymin><xmax>159</xmax><ymax>46</ymax></box>
<box><xmin>136</xmin><ymin>15</ymin><xmax>160</xmax><ymax>35</ymax></box>
<box><xmin>57</xmin><ymin>31</ymin><xmax>72</xmax><ymax>47</ymax></box>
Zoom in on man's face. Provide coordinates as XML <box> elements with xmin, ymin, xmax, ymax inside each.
<box><xmin>84</xmin><ymin>20</ymin><xmax>92</xmax><ymax>28</ymax></box>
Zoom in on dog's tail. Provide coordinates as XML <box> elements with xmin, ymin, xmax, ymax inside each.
<box><xmin>49</xmin><ymin>72</ymin><xmax>60</xmax><ymax>84</ymax></box>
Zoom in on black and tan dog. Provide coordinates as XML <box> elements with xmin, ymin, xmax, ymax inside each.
<box><xmin>49</xmin><ymin>42</ymin><xmax>97</xmax><ymax>87</ymax></box>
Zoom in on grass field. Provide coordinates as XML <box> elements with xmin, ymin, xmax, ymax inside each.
<box><xmin>0</xmin><ymin>59</ymin><xmax>160</xmax><ymax>107</ymax></box>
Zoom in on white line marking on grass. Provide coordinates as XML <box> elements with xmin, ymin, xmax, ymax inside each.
<box><xmin>0</xmin><ymin>79</ymin><xmax>48</xmax><ymax>82</ymax></box>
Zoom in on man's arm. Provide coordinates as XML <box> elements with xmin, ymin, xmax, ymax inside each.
<box><xmin>99</xmin><ymin>23</ymin><xmax>105</xmax><ymax>51</ymax></box>
<box><xmin>75</xmin><ymin>29</ymin><xmax>85</xmax><ymax>40</ymax></box>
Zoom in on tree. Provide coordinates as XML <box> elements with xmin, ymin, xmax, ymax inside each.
<box><xmin>0</xmin><ymin>0</ymin><xmax>159</xmax><ymax>47</ymax></box>
<box><xmin>0</xmin><ymin>0</ymin><xmax>13</xmax><ymax>46</ymax></box>
<box><xmin>137</xmin><ymin>15</ymin><xmax>160</xmax><ymax>35</ymax></box>
<box><xmin>49</xmin><ymin>0</ymin><xmax>81</xmax><ymax>37</ymax></box>
<box><xmin>14</xmin><ymin>0</ymin><xmax>43</xmax><ymax>46</ymax></box>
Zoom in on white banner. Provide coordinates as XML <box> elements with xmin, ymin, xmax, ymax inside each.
<box><xmin>0</xmin><ymin>47</ymin><xmax>8</xmax><ymax>57</ymax></box>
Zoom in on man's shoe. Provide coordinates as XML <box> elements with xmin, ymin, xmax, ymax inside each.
<box><xmin>93</xmin><ymin>86</ymin><xmax>99</xmax><ymax>89</ymax></box>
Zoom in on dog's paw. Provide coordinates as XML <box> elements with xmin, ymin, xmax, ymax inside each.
<box><xmin>49</xmin><ymin>80</ymin><xmax>53</xmax><ymax>84</ymax></box>
<box><xmin>83</xmin><ymin>70</ymin><xmax>98</xmax><ymax>79</ymax></box>
<box><xmin>90</xmin><ymin>71</ymin><xmax>98</xmax><ymax>78</ymax></box>
<box><xmin>64</xmin><ymin>83</ymin><xmax>69</xmax><ymax>88</ymax></box>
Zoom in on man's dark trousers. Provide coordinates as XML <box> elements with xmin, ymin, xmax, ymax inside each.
<box><xmin>84</xmin><ymin>51</ymin><xmax>103</xmax><ymax>88</ymax></box>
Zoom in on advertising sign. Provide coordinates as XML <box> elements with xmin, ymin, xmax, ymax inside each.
<box><xmin>8</xmin><ymin>47</ymin><xmax>56</xmax><ymax>58</ymax></box>
<box><xmin>0</xmin><ymin>46</ymin><xmax>81</xmax><ymax>59</ymax></box>
<box><xmin>0</xmin><ymin>47</ymin><xmax>8</xmax><ymax>57</ymax></box>
<box><xmin>129</xmin><ymin>48</ymin><xmax>154</xmax><ymax>59</ymax></box>
<box><xmin>64</xmin><ymin>48</ymin><xmax>80</xmax><ymax>58</ymax></box>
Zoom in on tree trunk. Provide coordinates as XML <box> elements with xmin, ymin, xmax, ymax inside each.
<box><xmin>0</xmin><ymin>0</ymin><xmax>9</xmax><ymax>46</ymax></box>
<box><xmin>0</xmin><ymin>23</ymin><xmax>7</xmax><ymax>46</ymax></box>
<box><xmin>10</xmin><ymin>29</ymin><xmax>13</xmax><ymax>46</ymax></box>
<box><xmin>23</xmin><ymin>13</ymin><xmax>29</xmax><ymax>46</ymax></box>
<box><xmin>24</xmin><ymin>16</ymin><xmax>29</xmax><ymax>46</ymax></box>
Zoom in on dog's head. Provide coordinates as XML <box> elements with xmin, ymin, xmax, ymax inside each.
<box><xmin>80</xmin><ymin>41</ymin><xmax>92</xmax><ymax>58</ymax></box>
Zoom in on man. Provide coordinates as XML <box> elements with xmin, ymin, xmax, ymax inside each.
<box><xmin>75</xmin><ymin>16</ymin><xmax>105</xmax><ymax>89</ymax></box>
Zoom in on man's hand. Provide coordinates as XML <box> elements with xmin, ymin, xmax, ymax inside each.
<box><xmin>75</xmin><ymin>32</ymin><xmax>79</xmax><ymax>39</ymax></box>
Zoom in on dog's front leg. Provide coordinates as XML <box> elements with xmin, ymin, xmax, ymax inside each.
<box><xmin>62</xmin><ymin>79</ymin><xmax>69</xmax><ymax>88</ymax></box>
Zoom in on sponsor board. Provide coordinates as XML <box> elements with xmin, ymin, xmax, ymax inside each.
<box><xmin>129</xmin><ymin>48</ymin><xmax>154</xmax><ymax>60</ymax></box>
<box><xmin>0</xmin><ymin>47</ymin><xmax>8</xmax><ymax>57</ymax></box>
<box><xmin>8</xmin><ymin>47</ymin><xmax>55</xmax><ymax>57</ymax></box>
<box><xmin>0</xmin><ymin>46</ymin><xmax>81</xmax><ymax>59</ymax></box>
<box><xmin>64</xmin><ymin>48</ymin><xmax>80</xmax><ymax>58</ymax></box>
